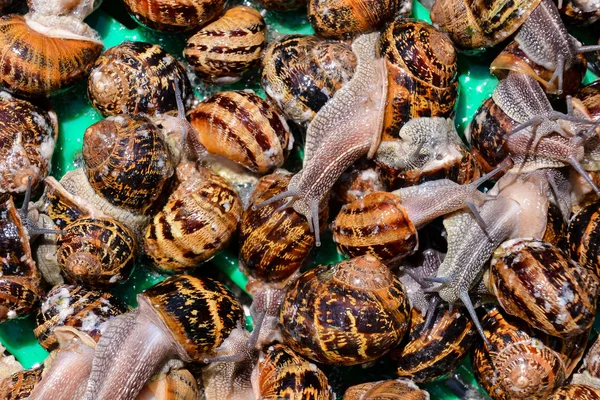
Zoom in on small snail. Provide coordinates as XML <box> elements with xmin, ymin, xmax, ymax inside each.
<box><xmin>0</xmin><ymin>365</ymin><xmax>44</xmax><ymax>400</ymax></box>
<box><xmin>343</xmin><ymin>379</ymin><xmax>430</xmax><ymax>399</ymax></box>
<box><xmin>568</xmin><ymin>199</ymin><xmax>600</xmax><ymax>279</ymax></box>
<box><xmin>549</xmin><ymin>385</ymin><xmax>600</xmax><ymax>400</ymax></box>
<box><xmin>87</xmin><ymin>41</ymin><xmax>194</xmax><ymax>117</ymax></box>
<box><xmin>123</xmin><ymin>0</ymin><xmax>226</xmax><ymax>32</ymax></box>
<box><xmin>280</xmin><ymin>255</ymin><xmax>410</xmax><ymax>366</ymax></box>
<box><xmin>184</xmin><ymin>6</ymin><xmax>267</xmax><ymax>85</ymax></box>
<box><xmin>261</xmin><ymin>35</ymin><xmax>357</xmax><ymax>125</ymax></box>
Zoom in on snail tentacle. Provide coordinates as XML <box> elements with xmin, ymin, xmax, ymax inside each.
<box><xmin>459</xmin><ymin>291</ymin><xmax>490</xmax><ymax>348</ymax></box>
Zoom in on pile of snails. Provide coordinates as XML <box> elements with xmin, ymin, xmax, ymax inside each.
<box><xmin>0</xmin><ymin>0</ymin><xmax>599</xmax><ymax>399</ymax></box>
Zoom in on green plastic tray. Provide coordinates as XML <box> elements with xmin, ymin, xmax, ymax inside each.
<box><xmin>0</xmin><ymin>0</ymin><xmax>598</xmax><ymax>398</ymax></box>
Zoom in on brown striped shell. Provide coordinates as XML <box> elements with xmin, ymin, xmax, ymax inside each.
<box><xmin>34</xmin><ymin>284</ymin><xmax>128</xmax><ymax>351</ymax></box>
<box><xmin>487</xmin><ymin>239</ymin><xmax>598</xmax><ymax>338</ymax></box>
<box><xmin>331</xmin><ymin>159</ymin><xmax>385</xmax><ymax>207</ymax></box>
<box><xmin>144</xmin><ymin>165</ymin><xmax>243</xmax><ymax>273</ymax></box>
<box><xmin>239</xmin><ymin>171</ymin><xmax>328</xmax><ymax>289</ymax></box>
<box><xmin>83</xmin><ymin>115</ymin><xmax>175</xmax><ymax>215</ymax></box>
<box><xmin>39</xmin><ymin>176</ymin><xmax>98</xmax><ymax>230</ymax></box>
<box><xmin>184</xmin><ymin>6</ymin><xmax>267</xmax><ymax>85</ymax></box>
<box><xmin>0</xmin><ymin>14</ymin><xmax>103</xmax><ymax>97</ymax></box>
<box><xmin>0</xmin><ymin>365</ymin><xmax>44</xmax><ymax>400</ymax></box>
<box><xmin>543</xmin><ymin>203</ymin><xmax>568</xmax><ymax>249</ymax></box>
<box><xmin>307</xmin><ymin>0</ymin><xmax>411</xmax><ymax>39</ymax></box>
<box><xmin>584</xmin><ymin>335</ymin><xmax>600</xmax><ymax>378</ymax></box>
<box><xmin>123</xmin><ymin>0</ymin><xmax>226</xmax><ymax>32</ymax></box>
<box><xmin>254</xmin><ymin>0</ymin><xmax>306</xmax><ymax>10</ymax></box>
<box><xmin>87</xmin><ymin>41</ymin><xmax>194</xmax><ymax>117</ymax></box>
<box><xmin>261</xmin><ymin>35</ymin><xmax>357</xmax><ymax>124</ymax></box>
<box><xmin>537</xmin><ymin>328</ymin><xmax>590</xmax><ymax>377</ymax></box>
<box><xmin>57</xmin><ymin>218</ymin><xmax>138</xmax><ymax>286</ymax></box>
<box><xmin>139</xmin><ymin>368</ymin><xmax>200</xmax><ymax>400</ymax></box>
<box><xmin>391</xmin><ymin>307</ymin><xmax>475</xmax><ymax>383</ymax></box>
<box><xmin>253</xmin><ymin>343</ymin><xmax>334</xmax><ymax>400</ymax></box>
<box><xmin>189</xmin><ymin>91</ymin><xmax>292</xmax><ymax>174</ymax></box>
<box><xmin>280</xmin><ymin>255</ymin><xmax>410</xmax><ymax>366</ymax></box>
<box><xmin>549</xmin><ymin>385</ymin><xmax>600</xmax><ymax>400</ymax></box>
<box><xmin>343</xmin><ymin>379</ymin><xmax>429</xmax><ymax>400</ymax></box>
<box><xmin>568</xmin><ymin>199</ymin><xmax>600</xmax><ymax>279</ymax></box>
<box><xmin>0</xmin><ymin>92</ymin><xmax>58</xmax><ymax>197</ymax></box>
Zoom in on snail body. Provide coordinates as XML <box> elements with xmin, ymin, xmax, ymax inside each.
<box><xmin>27</xmin><ymin>0</ymin><xmax>102</xmax><ymax>18</ymax></box>
<box><xmin>123</xmin><ymin>0</ymin><xmax>226</xmax><ymax>32</ymax></box>
<box><xmin>343</xmin><ymin>379</ymin><xmax>429</xmax><ymax>399</ymax></box>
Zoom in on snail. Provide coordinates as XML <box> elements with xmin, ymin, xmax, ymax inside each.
<box><xmin>280</xmin><ymin>255</ymin><xmax>411</xmax><ymax>366</ymax></box>
<box><xmin>399</xmin><ymin>249</ymin><xmax>446</xmax><ymax>316</ymax></box>
<box><xmin>123</xmin><ymin>0</ymin><xmax>226</xmax><ymax>32</ymax></box>
<box><xmin>184</xmin><ymin>6</ymin><xmax>267</xmax><ymax>85</ymax></box>
<box><xmin>189</xmin><ymin>90</ymin><xmax>292</xmax><ymax>174</ymax></box>
<box><xmin>254</xmin><ymin>0</ymin><xmax>306</xmax><ymax>10</ymax></box>
<box><xmin>81</xmin><ymin>275</ymin><xmax>244</xmax><ymax>400</ymax></box>
<box><xmin>138</xmin><ymin>367</ymin><xmax>201</xmax><ymax>400</ymax></box>
<box><xmin>549</xmin><ymin>385</ymin><xmax>600</xmax><ymax>400</ymax></box>
<box><xmin>558</xmin><ymin>0</ymin><xmax>600</xmax><ymax>25</ymax></box>
<box><xmin>567</xmin><ymin>199</ymin><xmax>600</xmax><ymax>279</ymax></box>
<box><xmin>571</xmin><ymin>334</ymin><xmax>600</xmax><ymax>389</ymax></box>
<box><xmin>307</xmin><ymin>0</ymin><xmax>412</xmax><ymax>39</ymax></box>
<box><xmin>0</xmin><ymin>91</ymin><xmax>58</xmax><ymax>197</ymax></box>
<box><xmin>0</xmin><ymin>364</ymin><xmax>44</xmax><ymax>400</ymax></box>
<box><xmin>544</xmin><ymin>202</ymin><xmax>569</xmax><ymax>248</ymax></box>
<box><xmin>27</xmin><ymin>0</ymin><xmax>102</xmax><ymax>19</ymax></box>
<box><xmin>343</xmin><ymin>379</ymin><xmax>430</xmax><ymax>399</ymax></box>
<box><xmin>144</xmin><ymin>164</ymin><xmax>243</xmax><ymax>273</ymax></box>
<box><xmin>87</xmin><ymin>41</ymin><xmax>194</xmax><ymax>118</ymax></box>
<box><xmin>261</xmin><ymin>35</ymin><xmax>357</xmax><ymax>125</ymax></box>
<box><xmin>331</xmin><ymin>159</ymin><xmax>385</xmax><ymax>207</ymax></box>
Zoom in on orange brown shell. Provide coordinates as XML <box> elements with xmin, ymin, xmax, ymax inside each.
<box><xmin>40</xmin><ymin>177</ymin><xmax>96</xmax><ymax>230</ymax></box>
<box><xmin>280</xmin><ymin>255</ymin><xmax>410</xmax><ymax>366</ymax></box>
<box><xmin>343</xmin><ymin>379</ymin><xmax>429</xmax><ymax>400</ymax></box>
<box><xmin>549</xmin><ymin>385</ymin><xmax>600</xmax><ymax>400</ymax></box>
<box><xmin>184</xmin><ymin>6</ymin><xmax>267</xmax><ymax>84</ymax></box>
<box><xmin>543</xmin><ymin>203</ymin><xmax>568</xmax><ymax>249</ymax></box>
<box><xmin>140</xmin><ymin>368</ymin><xmax>200</xmax><ymax>400</ymax></box>
<box><xmin>123</xmin><ymin>0</ymin><xmax>226</xmax><ymax>32</ymax></box>
<box><xmin>567</xmin><ymin>199</ymin><xmax>600</xmax><ymax>279</ymax></box>
<box><xmin>189</xmin><ymin>91</ymin><xmax>291</xmax><ymax>174</ymax></box>
<box><xmin>0</xmin><ymin>365</ymin><xmax>44</xmax><ymax>400</ymax></box>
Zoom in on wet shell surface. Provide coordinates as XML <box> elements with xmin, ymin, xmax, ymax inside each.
<box><xmin>549</xmin><ymin>385</ymin><xmax>600</xmax><ymax>399</ymax></box>
<box><xmin>568</xmin><ymin>199</ymin><xmax>600</xmax><ymax>279</ymax></box>
<box><xmin>0</xmin><ymin>365</ymin><xmax>44</xmax><ymax>400</ymax></box>
<box><xmin>343</xmin><ymin>378</ymin><xmax>429</xmax><ymax>399</ymax></box>
<box><xmin>330</xmin><ymin>160</ymin><xmax>385</xmax><ymax>207</ymax></box>
<box><xmin>123</xmin><ymin>0</ymin><xmax>226</xmax><ymax>32</ymax></box>
<box><xmin>139</xmin><ymin>368</ymin><xmax>200</xmax><ymax>400</ymax></box>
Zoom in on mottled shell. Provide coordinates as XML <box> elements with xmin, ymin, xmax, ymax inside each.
<box><xmin>549</xmin><ymin>385</ymin><xmax>600</xmax><ymax>400</ymax></box>
<box><xmin>57</xmin><ymin>218</ymin><xmax>138</xmax><ymax>286</ymax></box>
<box><xmin>543</xmin><ymin>203</ymin><xmax>568</xmax><ymax>249</ymax></box>
<box><xmin>584</xmin><ymin>335</ymin><xmax>600</xmax><ymax>378</ymax></box>
<box><xmin>254</xmin><ymin>343</ymin><xmax>334</xmax><ymax>400</ymax></box>
<box><xmin>280</xmin><ymin>255</ymin><xmax>410</xmax><ymax>366</ymax></box>
<box><xmin>40</xmin><ymin>177</ymin><xmax>97</xmax><ymax>229</ymax></box>
<box><xmin>332</xmin><ymin>192</ymin><xmax>418</xmax><ymax>264</ymax></box>
<box><xmin>239</xmin><ymin>171</ymin><xmax>328</xmax><ymax>288</ymax></box>
<box><xmin>140</xmin><ymin>368</ymin><xmax>200</xmax><ymax>400</ymax></box>
<box><xmin>391</xmin><ymin>307</ymin><xmax>475</xmax><ymax>383</ymax></box>
<box><xmin>308</xmin><ymin>0</ymin><xmax>411</xmax><ymax>39</ymax></box>
<box><xmin>261</xmin><ymin>35</ymin><xmax>357</xmax><ymax>124</ymax></box>
<box><xmin>0</xmin><ymin>365</ymin><xmax>44</xmax><ymax>400</ymax></box>
<box><xmin>184</xmin><ymin>6</ymin><xmax>266</xmax><ymax>85</ymax></box>
<box><xmin>575</xmin><ymin>80</ymin><xmax>600</xmax><ymax>120</ymax></box>
<box><xmin>488</xmin><ymin>239</ymin><xmax>598</xmax><ymax>338</ymax></box>
<box><xmin>568</xmin><ymin>199</ymin><xmax>600</xmax><ymax>279</ymax></box>
<box><xmin>538</xmin><ymin>328</ymin><xmax>590</xmax><ymax>377</ymax></box>
<box><xmin>0</xmin><ymin>93</ymin><xmax>57</xmax><ymax>196</ymax></box>
<box><xmin>331</xmin><ymin>159</ymin><xmax>385</xmax><ymax>207</ymax></box>
<box><xmin>343</xmin><ymin>379</ymin><xmax>429</xmax><ymax>400</ymax></box>
<box><xmin>123</xmin><ymin>0</ymin><xmax>226</xmax><ymax>32</ymax></box>
<box><xmin>34</xmin><ymin>284</ymin><xmax>127</xmax><ymax>351</ymax></box>
<box><xmin>88</xmin><ymin>41</ymin><xmax>194</xmax><ymax>117</ymax></box>
<box><xmin>254</xmin><ymin>0</ymin><xmax>306</xmax><ymax>11</ymax></box>
<box><xmin>0</xmin><ymin>15</ymin><xmax>103</xmax><ymax>97</ymax></box>
<box><xmin>189</xmin><ymin>91</ymin><xmax>291</xmax><ymax>174</ymax></box>
<box><xmin>378</xmin><ymin>21</ymin><xmax>458</xmax><ymax>140</ymax></box>
<box><xmin>139</xmin><ymin>275</ymin><xmax>245</xmax><ymax>361</ymax></box>
<box><xmin>144</xmin><ymin>166</ymin><xmax>242</xmax><ymax>272</ymax></box>
<box><xmin>430</xmin><ymin>0</ymin><xmax>542</xmax><ymax>49</ymax></box>
<box><xmin>83</xmin><ymin>115</ymin><xmax>175</xmax><ymax>214</ymax></box>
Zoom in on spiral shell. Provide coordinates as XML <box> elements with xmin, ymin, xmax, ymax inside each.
<box><xmin>87</xmin><ymin>41</ymin><xmax>194</xmax><ymax>117</ymax></box>
<box><xmin>140</xmin><ymin>368</ymin><xmax>200</xmax><ymax>400</ymax></box>
<box><xmin>82</xmin><ymin>115</ymin><xmax>175</xmax><ymax>215</ymax></box>
<box><xmin>549</xmin><ymin>385</ymin><xmax>600</xmax><ymax>400</ymax></box>
<box><xmin>568</xmin><ymin>199</ymin><xmax>600</xmax><ymax>279</ymax></box>
<box><xmin>343</xmin><ymin>379</ymin><xmax>429</xmax><ymax>400</ymax></box>
<box><xmin>184</xmin><ymin>6</ymin><xmax>266</xmax><ymax>85</ymax></box>
<box><xmin>261</xmin><ymin>35</ymin><xmax>357</xmax><ymax>124</ymax></box>
<box><xmin>189</xmin><ymin>91</ymin><xmax>292</xmax><ymax>174</ymax></box>
<box><xmin>123</xmin><ymin>0</ymin><xmax>226</xmax><ymax>32</ymax></box>
<box><xmin>0</xmin><ymin>365</ymin><xmax>44</xmax><ymax>400</ymax></box>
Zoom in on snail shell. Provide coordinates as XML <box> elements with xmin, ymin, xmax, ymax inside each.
<box><xmin>568</xmin><ymin>199</ymin><xmax>600</xmax><ymax>279</ymax></box>
<box><xmin>543</xmin><ymin>203</ymin><xmax>568</xmax><ymax>249</ymax></box>
<box><xmin>549</xmin><ymin>385</ymin><xmax>600</xmax><ymax>400</ymax></box>
<box><xmin>83</xmin><ymin>115</ymin><xmax>175</xmax><ymax>215</ymax></box>
<box><xmin>0</xmin><ymin>14</ymin><xmax>103</xmax><ymax>97</ymax></box>
<box><xmin>189</xmin><ymin>91</ymin><xmax>292</xmax><ymax>174</ymax></box>
<box><xmin>559</xmin><ymin>0</ymin><xmax>600</xmax><ymax>25</ymax></box>
<box><xmin>139</xmin><ymin>368</ymin><xmax>200</xmax><ymax>400</ymax></box>
<box><xmin>331</xmin><ymin>159</ymin><xmax>385</xmax><ymax>207</ymax></box>
<box><xmin>253</xmin><ymin>0</ymin><xmax>306</xmax><ymax>10</ymax></box>
<box><xmin>144</xmin><ymin>165</ymin><xmax>243</xmax><ymax>272</ymax></box>
<box><xmin>87</xmin><ymin>41</ymin><xmax>194</xmax><ymax>117</ymax></box>
<box><xmin>39</xmin><ymin>176</ymin><xmax>99</xmax><ymax>230</ymax></box>
<box><xmin>0</xmin><ymin>365</ymin><xmax>44</xmax><ymax>400</ymax></box>
<box><xmin>261</xmin><ymin>35</ymin><xmax>357</xmax><ymax>124</ymax></box>
<box><xmin>123</xmin><ymin>0</ymin><xmax>226</xmax><ymax>32</ymax></box>
<box><xmin>343</xmin><ymin>379</ymin><xmax>429</xmax><ymax>400</ymax></box>
<box><xmin>34</xmin><ymin>284</ymin><xmax>127</xmax><ymax>351</ymax></box>
<box><xmin>0</xmin><ymin>92</ymin><xmax>57</xmax><ymax>196</ymax></box>
<box><xmin>184</xmin><ymin>6</ymin><xmax>267</xmax><ymax>85</ymax></box>
<box><xmin>575</xmin><ymin>80</ymin><xmax>600</xmax><ymax>120</ymax></box>
<box><xmin>280</xmin><ymin>255</ymin><xmax>410</xmax><ymax>366</ymax></box>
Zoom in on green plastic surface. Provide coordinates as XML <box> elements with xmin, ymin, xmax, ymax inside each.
<box><xmin>0</xmin><ymin>0</ymin><xmax>598</xmax><ymax>398</ymax></box>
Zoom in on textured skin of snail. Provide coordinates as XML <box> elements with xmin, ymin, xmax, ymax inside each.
<box><xmin>123</xmin><ymin>0</ymin><xmax>226</xmax><ymax>32</ymax></box>
<box><xmin>343</xmin><ymin>379</ymin><xmax>430</xmax><ymax>400</ymax></box>
<box><xmin>0</xmin><ymin>366</ymin><xmax>44</xmax><ymax>400</ymax></box>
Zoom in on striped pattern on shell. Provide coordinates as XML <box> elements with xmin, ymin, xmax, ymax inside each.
<box><xmin>568</xmin><ymin>199</ymin><xmax>600</xmax><ymax>279</ymax></box>
<box><xmin>549</xmin><ymin>385</ymin><xmax>600</xmax><ymax>400</ymax></box>
<box><xmin>123</xmin><ymin>0</ymin><xmax>225</xmax><ymax>32</ymax></box>
<box><xmin>87</xmin><ymin>41</ymin><xmax>194</xmax><ymax>117</ymax></box>
<box><xmin>0</xmin><ymin>15</ymin><xmax>103</xmax><ymax>97</ymax></box>
<box><xmin>184</xmin><ymin>6</ymin><xmax>266</xmax><ymax>84</ymax></box>
<box><xmin>343</xmin><ymin>379</ymin><xmax>429</xmax><ymax>400</ymax></box>
<box><xmin>140</xmin><ymin>275</ymin><xmax>244</xmax><ymax>361</ymax></box>
<box><xmin>0</xmin><ymin>365</ymin><xmax>44</xmax><ymax>400</ymax></box>
<box><xmin>141</xmin><ymin>368</ymin><xmax>200</xmax><ymax>400</ymax></box>
<box><xmin>41</xmin><ymin>177</ymin><xmax>96</xmax><ymax>230</ymax></box>
<box><xmin>144</xmin><ymin>167</ymin><xmax>242</xmax><ymax>272</ymax></box>
<box><xmin>189</xmin><ymin>91</ymin><xmax>291</xmax><ymax>174</ymax></box>
<box><xmin>280</xmin><ymin>255</ymin><xmax>410</xmax><ymax>366</ymax></box>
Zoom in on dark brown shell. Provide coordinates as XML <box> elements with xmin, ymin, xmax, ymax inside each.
<box><xmin>144</xmin><ymin>166</ymin><xmax>242</xmax><ymax>273</ymax></box>
<box><xmin>391</xmin><ymin>307</ymin><xmax>475</xmax><ymax>383</ymax></box>
<box><xmin>280</xmin><ymin>255</ymin><xmax>410</xmax><ymax>366</ymax></box>
<box><xmin>239</xmin><ymin>171</ymin><xmax>328</xmax><ymax>289</ymax></box>
<box><xmin>343</xmin><ymin>379</ymin><xmax>429</xmax><ymax>400</ymax></box>
<box><xmin>123</xmin><ymin>0</ymin><xmax>226</xmax><ymax>32</ymax></box>
<box><xmin>538</xmin><ymin>327</ymin><xmax>590</xmax><ymax>377</ymax></box>
<box><xmin>488</xmin><ymin>239</ymin><xmax>598</xmax><ymax>338</ymax></box>
<box><xmin>549</xmin><ymin>385</ymin><xmax>600</xmax><ymax>400</ymax></box>
<box><xmin>87</xmin><ymin>41</ymin><xmax>194</xmax><ymax>117</ymax></box>
<box><xmin>82</xmin><ymin>115</ymin><xmax>175</xmax><ymax>214</ymax></box>
<box><xmin>254</xmin><ymin>0</ymin><xmax>306</xmax><ymax>11</ymax></box>
<box><xmin>34</xmin><ymin>284</ymin><xmax>128</xmax><ymax>351</ymax></box>
<box><xmin>261</xmin><ymin>35</ymin><xmax>357</xmax><ymax>124</ymax></box>
<box><xmin>559</xmin><ymin>0</ymin><xmax>600</xmax><ymax>25</ymax></box>
<box><xmin>568</xmin><ymin>199</ymin><xmax>600</xmax><ymax>279</ymax></box>
<box><xmin>575</xmin><ymin>80</ymin><xmax>600</xmax><ymax>120</ymax></box>
<box><xmin>184</xmin><ymin>6</ymin><xmax>266</xmax><ymax>84</ymax></box>
<box><xmin>255</xmin><ymin>343</ymin><xmax>334</xmax><ymax>400</ymax></box>
<box><xmin>40</xmin><ymin>177</ymin><xmax>96</xmax><ymax>230</ymax></box>
<box><xmin>139</xmin><ymin>275</ymin><xmax>245</xmax><ymax>361</ymax></box>
<box><xmin>331</xmin><ymin>159</ymin><xmax>385</xmax><ymax>207</ymax></box>
<box><xmin>543</xmin><ymin>203</ymin><xmax>568</xmax><ymax>249</ymax></box>
<box><xmin>332</xmin><ymin>192</ymin><xmax>418</xmax><ymax>264</ymax></box>
<box><xmin>0</xmin><ymin>365</ymin><xmax>44</xmax><ymax>400</ymax></box>
<box><xmin>0</xmin><ymin>15</ymin><xmax>103</xmax><ymax>97</ymax></box>
<box><xmin>189</xmin><ymin>91</ymin><xmax>291</xmax><ymax>174</ymax></box>
<box><xmin>0</xmin><ymin>93</ymin><xmax>57</xmax><ymax>196</ymax></box>
<box><xmin>57</xmin><ymin>217</ymin><xmax>138</xmax><ymax>287</ymax></box>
